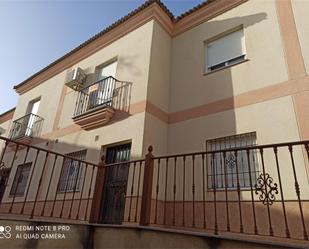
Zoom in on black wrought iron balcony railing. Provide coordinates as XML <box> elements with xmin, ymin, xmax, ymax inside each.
<box><xmin>73</xmin><ymin>76</ymin><xmax>132</xmax><ymax>117</ymax></box>
<box><xmin>9</xmin><ymin>113</ymin><xmax>44</xmax><ymax>140</ymax></box>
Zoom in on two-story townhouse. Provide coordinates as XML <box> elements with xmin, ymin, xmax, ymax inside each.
<box><xmin>0</xmin><ymin>0</ymin><xmax>309</xmax><ymax>247</ymax></box>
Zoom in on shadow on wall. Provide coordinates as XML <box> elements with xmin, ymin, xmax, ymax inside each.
<box><xmin>148</xmin><ymin>11</ymin><xmax>308</xmax><ymax>241</ymax></box>
<box><xmin>0</xmin><ymin>11</ymin><xmax>278</xmax><ymax>238</ymax></box>
<box><xmin>0</xmin><ymin>135</ymin><xmax>143</xmax><ymax>224</ymax></box>
<box><xmin>168</xmin><ymin>12</ymin><xmax>267</xmax><ymax>154</ymax></box>
<box><xmin>118</xmin><ymin>54</ymin><xmax>142</xmax><ymax>77</ymax></box>
<box><xmin>206</xmin><ymin>13</ymin><xmax>267</xmax><ymax>30</ymax></box>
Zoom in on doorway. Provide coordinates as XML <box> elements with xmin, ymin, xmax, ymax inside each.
<box><xmin>25</xmin><ymin>99</ymin><xmax>40</xmax><ymax>136</ymax></box>
<box><xmin>101</xmin><ymin>143</ymin><xmax>131</xmax><ymax>224</ymax></box>
<box><xmin>89</xmin><ymin>60</ymin><xmax>118</xmax><ymax>109</ymax></box>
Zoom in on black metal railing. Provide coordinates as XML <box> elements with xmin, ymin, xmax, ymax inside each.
<box><xmin>0</xmin><ymin>136</ymin><xmax>99</xmax><ymax>221</ymax></box>
<box><xmin>74</xmin><ymin>76</ymin><xmax>132</xmax><ymax>117</ymax></box>
<box><xmin>108</xmin><ymin>142</ymin><xmax>309</xmax><ymax>241</ymax></box>
<box><xmin>9</xmin><ymin>113</ymin><xmax>44</xmax><ymax>140</ymax></box>
<box><xmin>0</xmin><ymin>135</ymin><xmax>308</xmax><ymax>242</ymax></box>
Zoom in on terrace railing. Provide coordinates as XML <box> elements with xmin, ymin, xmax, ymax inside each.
<box><xmin>73</xmin><ymin>76</ymin><xmax>132</xmax><ymax>117</ymax></box>
<box><xmin>0</xmin><ymin>136</ymin><xmax>99</xmax><ymax>221</ymax></box>
<box><xmin>106</xmin><ymin>142</ymin><xmax>309</xmax><ymax>241</ymax></box>
<box><xmin>9</xmin><ymin>113</ymin><xmax>44</xmax><ymax>140</ymax></box>
<box><xmin>0</xmin><ymin>136</ymin><xmax>308</xmax><ymax>242</ymax></box>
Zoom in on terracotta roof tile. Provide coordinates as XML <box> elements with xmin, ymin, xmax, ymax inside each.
<box><xmin>13</xmin><ymin>0</ymin><xmax>175</xmax><ymax>90</ymax></box>
<box><xmin>14</xmin><ymin>0</ymin><xmax>218</xmax><ymax>90</ymax></box>
<box><xmin>0</xmin><ymin>107</ymin><xmax>15</xmax><ymax>120</ymax></box>
<box><xmin>175</xmin><ymin>0</ymin><xmax>214</xmax><ymax>21</ymax></box>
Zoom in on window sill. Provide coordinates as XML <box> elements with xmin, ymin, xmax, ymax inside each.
<box><xmin>57</xmin><ymin>190</ymin><xmax>81</xmax><ymax>194</ymax></box>
<box><xmin>9</xmin><ymin>194</ymin><xmax>24</xmax><ymax>198</ymax></box>
<box><xmin>204</xmin><ymin>59</ymin><xmax>249</xmax><ymax>76</ymax></box>
<box><xmin>206</xmin><ymin>186</ymin><xmax>252</xmax><ymax>192</ymax></box>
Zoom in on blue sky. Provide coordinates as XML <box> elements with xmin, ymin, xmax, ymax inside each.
<box><xmin>0</xmin><ymin>0</ymin><xmax>202</xmax><ymax>114</ymax></box>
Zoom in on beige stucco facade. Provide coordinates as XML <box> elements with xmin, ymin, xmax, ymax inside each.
<box><xmin>0</xmin><ymin>0</ymin><xmax>308</xmax><ymax>241</ymax></box>
<box><xmin>1</xmin><ymin>0</ymin><xmax>307</xmax><ymax>159</ymax></box>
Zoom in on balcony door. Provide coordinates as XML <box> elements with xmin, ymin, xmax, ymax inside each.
<box><xmin>101</xmin><ymin>143</ymin><xmax>131</xmax><ymax>224</ymax></box>
<box><xmin>89</xmin><ymin>61</ymin><xmax>117</xmax><ymax>109</ymax></box>
<box><xmin>25</xmin><ymin>99</ymin><xmax>40</xmax><ymax>136</ymax></box>
<box><xmin>97</xmin><ymin>60</ymin><xmax>117</xmax><ymax>81</ymax></box>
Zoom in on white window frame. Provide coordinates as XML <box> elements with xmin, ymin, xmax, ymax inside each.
<box><xmin>96</xmin><ymin>59</ymin><xmax>118</xmax><ymax>81</ymax></box>
<box><xmin>205</xmin><ymin>27</ymin><xmax>247</xmax><ymax>73</ymax></box>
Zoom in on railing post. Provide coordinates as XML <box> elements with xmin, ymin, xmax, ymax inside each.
<box><xmin>89</xmin><ymin>155</ymin><xmax>106</xmax><ymax>223</ymax></box>
<box><xmin>140</xmin><ymin>145</ymin><xmax>154</xmax><ymax>226</ymax></box>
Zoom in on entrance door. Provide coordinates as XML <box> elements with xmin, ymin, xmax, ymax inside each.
<box><xmin>101</xmin><ymin>143</ymin><xmax>131</xmax><ymax>224</ymax></box>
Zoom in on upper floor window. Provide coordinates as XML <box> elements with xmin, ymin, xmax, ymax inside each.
<box><xmin>87</xmin><ymin>60</ymin><xmax>118</xmax><ymax>108</ymax></box>
<box><xmin>25</xmin><ymin>99</ymin><xmax>41</xmax><ymax>136</ymax></box>
<box><xmin>27</xmin><ymin>99</ymin><xmax>40</xmax><ymax>116</ymax></box>
<box><xmin>205</xmin><ymin>28</ymin><xmax>246</xmax><ymax>72</ymax></box>
<box><xmin>96</xmin><ymin>60</ymin><xmax>117</xmax><ymax>81</ymax></box>
<box><xmin>206</xmin><ymin>132</ymin><xmax>259</xmax><ymax>189</ymax></box>
<box><xmin>58</xmin><ymin>150</ymin><xmax>87</xmax><ymax>192</ymax></box>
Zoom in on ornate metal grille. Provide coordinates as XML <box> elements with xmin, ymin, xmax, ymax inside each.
<box><xmin>10</xmin><ymin>162</ymin><xmax>32</xmax><ymax>196</ymax></box>
<box><xmin>206</xmin><ymin>132</ymin><xmax>260</xmax><ymax>189</ymax></box>
<box><xmin>57</xmin><ymin>150</ymin><xmax>87</xmax><ymax>192</ymax></box>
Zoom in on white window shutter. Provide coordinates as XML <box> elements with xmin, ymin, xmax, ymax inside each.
<box><xmin>98</xmin><ymin>60</ymin><xmax>118</xmax><ymax>80</ymax></box>
<box><xmin>207</xmin><ymin>29</ymin><xmax>245</xmax><ymax>68</ymax></box>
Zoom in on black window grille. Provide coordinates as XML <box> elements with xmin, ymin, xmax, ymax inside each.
<box><xmin>206</xmin><ymin>132</ymin><xmax>259</xmax><ymax>189</ymax></box>
<box><xmin>10</xmin><ymin>162</ymin><xmax>32</xmax><ymax>196</ymax></box>
<box><xmin>57</xmin><ymin>150</ymin><xmax>87</xmax><ymax>192</ymax></box>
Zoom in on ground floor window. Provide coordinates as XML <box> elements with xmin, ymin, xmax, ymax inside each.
<box><xmin>206</xmin><ymin>132</ymin><xmax>259</xmax><ymax>189</ymax></box>
<box><xmin>10</xmin><ymin>162</ymin><xmax>32</xmax><ymax>196</ymax></box>
<box><xmin>57</xmin><ymin>150</ymin><xmax>87</xmax><ymax>192</ymax></box>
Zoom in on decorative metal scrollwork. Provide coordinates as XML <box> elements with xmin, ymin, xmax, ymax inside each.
<box><xmin>225</xmin><ymin>153</ymin><xmax>236</xmax><ymax>169</ymax></box>
<box><xmin>255</xmin><ymin>173</ymin><xmax>278</xmax><ymax>205</ymax></box>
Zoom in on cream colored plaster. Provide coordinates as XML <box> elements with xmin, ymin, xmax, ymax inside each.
<box><xmin>166</xmin><ymin>96</ymin><xmax>307</xmax><ymax>201</ymax></box>
<box><xmin>12</xmin><ymin>71</ymin><xmax>67</xmax><ymax>135</ymax></box>
<box><xmin>169</xmin><ymin>0</ymin><xmax>288</xmax><ymax>113</ymax></box>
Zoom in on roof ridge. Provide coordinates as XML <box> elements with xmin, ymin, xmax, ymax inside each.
<box><xmin>13</xmin><ymin>0</ymin><xmax>175</xmax><ymax>90</ymax></box>
<box><xmin>175</xmin><ymin>0</ymin><xmax>214</xmax><ymax>21</ymax></box>
<box><xmin>0</xmin><ymin>107</ymin><xmax>15</xmax><ymax>118</ymax></box>
<box><xmin>14</xmin><ymin>0</ymin><xmax>215</xmax><ymax>91</ymax></box>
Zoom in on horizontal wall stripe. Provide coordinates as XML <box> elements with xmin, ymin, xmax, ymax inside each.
<box><xmin>39</xmin><ymin>75</ymin><xmax>309</xmax><ymax>141</ymax></box>
<box><xmin>169</xmin><ymin>76</ymin><xmax>309</xmax><ymax>124</ymax></box>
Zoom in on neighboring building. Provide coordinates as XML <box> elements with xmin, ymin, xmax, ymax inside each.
<box><xmin>0</xmin><ymin>0</ymin><xmax>309</xmax><ymax>246</ymax></box>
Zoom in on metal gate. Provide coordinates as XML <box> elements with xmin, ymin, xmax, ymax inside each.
<box><xmin>101</xmin><ymin>143</ymin><xmax>131</xmax><ymax>224</ymax></box>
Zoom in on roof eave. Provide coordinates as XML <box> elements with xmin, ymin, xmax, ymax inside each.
<box><xmin>13</xmin><ymin>0</ymin><xmax>175</xmax><ymax>93</ymax></box>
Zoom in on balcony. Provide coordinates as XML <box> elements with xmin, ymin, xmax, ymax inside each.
<box><xmin>9</xmin><ymin>113</ymin><xmax>44</xmax><ymax>144</ymax></box>
<box><xmin>73</xmin><ymin>76</ymin><xmax>131</xmax><ymax>130</ymax></box>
